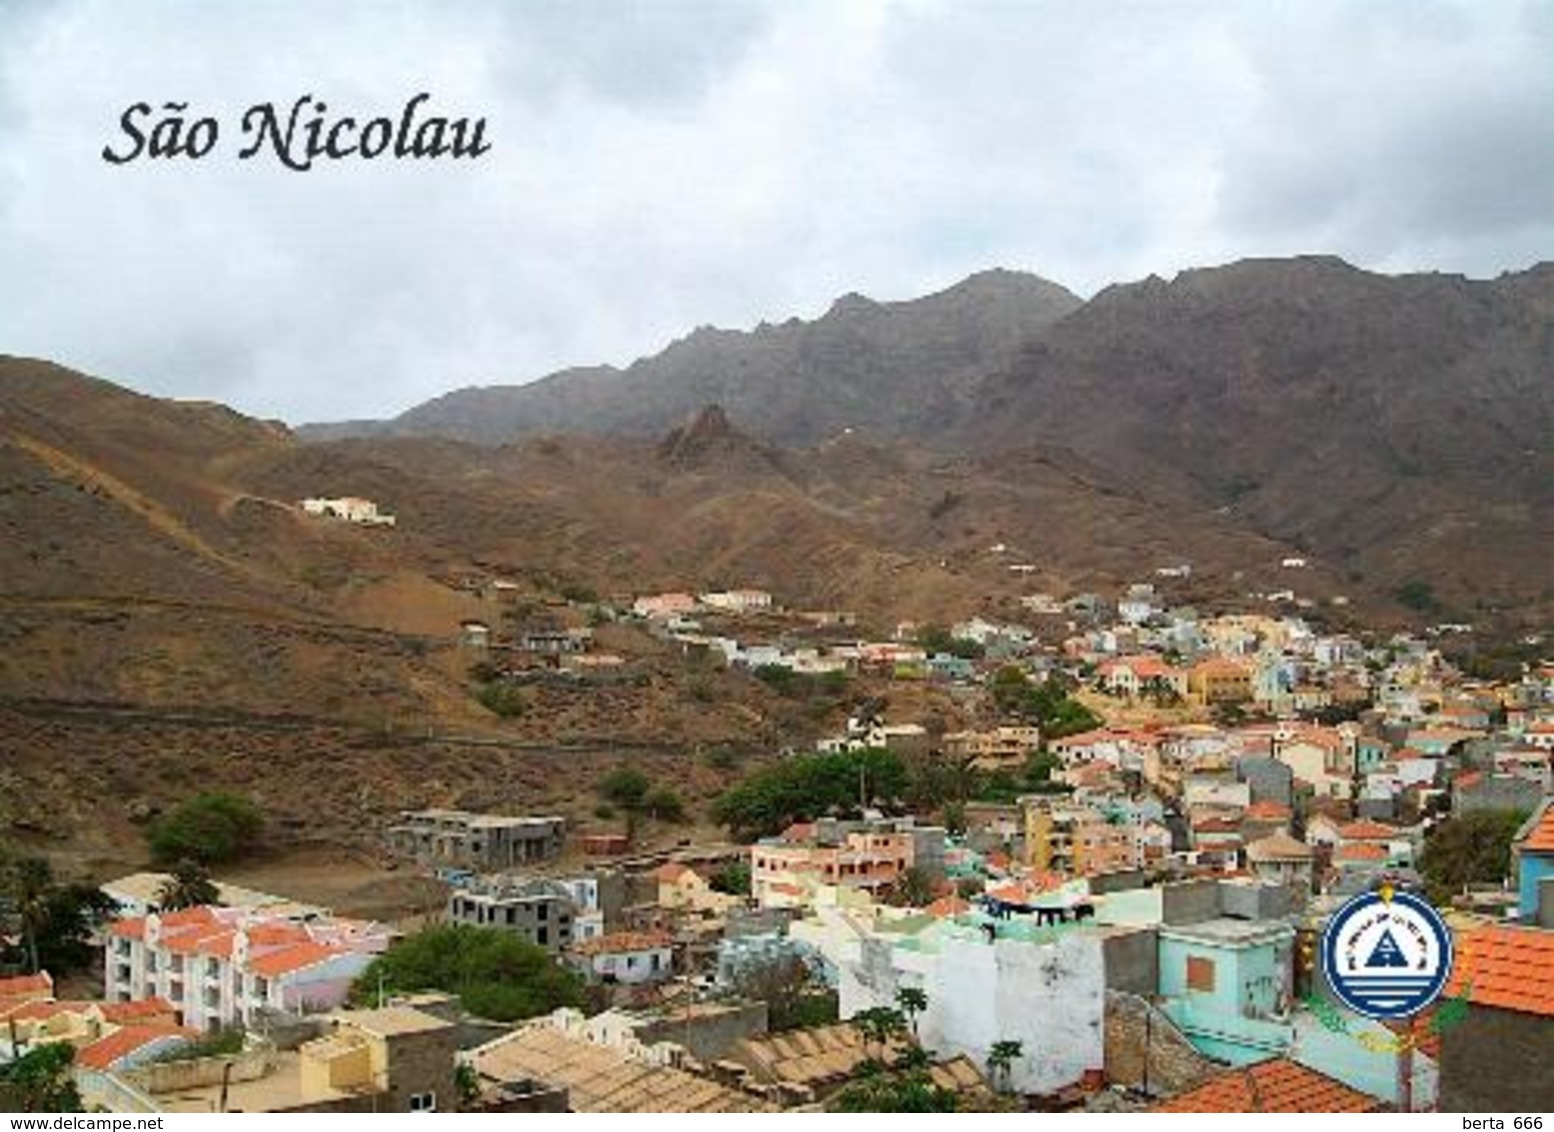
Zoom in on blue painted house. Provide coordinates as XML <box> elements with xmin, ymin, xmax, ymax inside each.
<box><xmin>1513</xmin><ymin>800</ymin><xmax>1554</xmax><ymax>920</ymax></box>
<box><xmin>1157</xmin><ymin>917</ymin><xmax>1296</xmax><ymax>1065</ymax></box>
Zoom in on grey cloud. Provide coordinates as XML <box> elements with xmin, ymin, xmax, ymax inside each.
<box><xmin>0</xmin><ymin>0</ymin><xmax>1548</xmax><ymax>423</ymax></box>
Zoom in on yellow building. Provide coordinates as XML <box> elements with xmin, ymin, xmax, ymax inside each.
<box><xmin>1023</xmin><ymin>800</ymin><xmax>1140</xmax><ymax>876</ymax></box>
<box><xmin>1188</xmin><ymin>657</ymin><xmax>1254</xmax><ymax>706</ymax></box>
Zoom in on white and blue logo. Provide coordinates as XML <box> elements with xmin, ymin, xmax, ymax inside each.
<box><xmin>1321</xmin><ymin>887</ymin><xmax>1454</xmax><ymax>1020</ymax></box>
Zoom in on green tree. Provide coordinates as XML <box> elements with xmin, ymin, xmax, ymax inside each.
<box><xmin>1394</xmin><ymin>580</ymin><xmax>1440</xmax><ymax>614</ymax></box>
<box><xmin>1419</xmin><ymin>809</ymin><xmax>1529</xmax><ymax>906</ymax></box>
<box><xmin>709</xmin><ymin>860</ymin><xmax>751</xmax><ymax>896</ymax></box>
<box><xmin>986</xmin><ymin>1039</ymin><xmax>1023</xmax><ymax>1094</ymax></box>
<box><xmin>989</xmin><ymin>666</ymin><xmax>1099</xmax><ymax>738</ymax></box>
<box><xmin>643</xmin><ymin>787</ymin><xmax>686</xmax><ymax>823</ymax></box>
<box><xmin>711</xmin><ymin>749</ymin><xmax>910</xmax><ymax>841</ymax></box>
<box><xmin>352</xmin><ymin>925</ymin><xmax>582</xmax><ymax>1023</ymax></box>
<box><xmin>147</xmin><ymin>792</ymin><xmax>263</xmax><ymax>867</ymax></box>
<box><xmin>887</xmin><ymin>866</ymin><xmax>938</xmax><ymax>909</ymax></box>
<box><xmin>832</xmin><ymin>1066</ymin><xmax>957</xmax><ymax>1112</ymax></box>
<box><xmin>916</xmin><ymin>625</ymin><xmax>984</xmax><ymax>660</ymax></box>
<box><xmin>0</xmin><ymin>1043</ymin><xmax>83</xmax><ymax>1112</ymax></box>
<box><xmin>156</xmin><ymin>860</ymin><xmax>221</xmax><ymax>911</ymax></box>
<box><xmin>596</xmin><ymin>767</ymin><xmax>651</xmax><ymax>812</ymax></box>
<box><xmin>851</xmin><ymin>1006</ymin><xmax>908</xmax><ymax>1062</ymax></box>
<box><xmin>0</xmin><ymin>855</ymin><xmax>114</xmax><ymax>976</ymax></box>
<box><xmin>731</xmin><ymin>953</ymin><xmax>837</xmax><ymax>1032</ymax></box>
<box><xmin>454</xmin><ymin>1062</ymin><xmax>481</xmax><ymax>1108</ymax></box>
<box><xmin>895</xmin><ymin>987</ymin><xmax>929</xmax><ymax>1038</ymax></box>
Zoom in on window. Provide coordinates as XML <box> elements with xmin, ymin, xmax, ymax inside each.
<box><xmin>537</xmin><ymin>903</ymin><xmax>549</xmax><ymax>921</ymax></box>
<box><xmin>537</xmin><ymin>926</ymin><xmax>548</xmax><ymax>946</ymax></box>
<box><xmin>1186</xmin><ymin>956</ymin><xmax>1216</xmax><ymax>993</ymax></box>
<box><xmin>408</xmin><ymin>1091</ymin><xmax>437</xmax><ymax>1112</ymax></box>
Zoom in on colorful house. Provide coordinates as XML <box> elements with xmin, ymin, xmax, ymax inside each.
<box><xmin>1157</xmin><ymin>917</ymin><xmax>1296</xmax><ymax>1065</ymax></box>
<box><xmin>1512</xmin><ymin>800</ymin><xmax>1554</xmax><ymax>921</ymax></box>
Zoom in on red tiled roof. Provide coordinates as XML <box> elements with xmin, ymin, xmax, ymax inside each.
<box><xmin>1447</xmin><ymin>926</ymin><xmax>1554</xmax><ymax>1017</ymax></box>
<box><xmin>1521</xmin><ymin>804</ymin><xmax>1554</xmax><ymax>854</ymax></box>
<box><xmin>76</xmin><ymin>1024</ymin><xmax>197</xmax><ymax>1071</ymax></box>
<box><xmin>1153</xmin><ymin>1058</ymin><xmax>1384</xmax><ymax>1113</ymax></box>
<box><xmin>1453</xmin><ymin>772</ymin><xmax>1484</xmax><ymax>790</ymax></box>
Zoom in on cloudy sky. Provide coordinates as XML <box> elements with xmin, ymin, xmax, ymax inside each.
<box><xmin>1</xmin><ymin>0</ymin><xmax>1550</xmax><ymax>423</ymax></box>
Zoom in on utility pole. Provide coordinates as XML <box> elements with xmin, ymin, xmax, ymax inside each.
<box><xmin>1392</xmin><ymin>1019</ymin><xmax>1414</xmax><ymax>1113</ymax></box>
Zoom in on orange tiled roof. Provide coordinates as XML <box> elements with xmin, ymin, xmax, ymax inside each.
<box><xmin>1446</xmin><ymin>926</ymin><xmax>1554</xmax><ymax>1017</ymax></box>
<box><xmin>1521</xmin><ymin>804</ymin><xmax>1554</xmax><ymax>854</ymax></box>
<box><xmin>1410</xmin><ymin>1008</ymin><xmax>1442</xmax><ymax>1061</ymax></box>
<box><xmin>99</xmin><ymin>997</ymin><xmax>177</xmax><ymax>1024</ymax></box>
<box><xmin>1245</xmin><ymin>801</ymin><xmax>1292</xmax><ymax>821</ymax></box>
<box><xmin>572</xmin><ymin>931</ymin><xmax>672</xmax><ymax>957</ymax></box>
<box><xmin>926</xmin><ymin>895</ymin><xmax>972</xmax><ymax>918</ymax></box>
<box><xmin>1153</xmin><ymin>1057</ymin><xmax>1384</xmax><ymax>1113</ymax></box>
<box><xmin>1335</xmin><ymin>843</ymin><xmax>1387</xmax><ymax>862</ymax></box>
<box><xmin>1454</xmin><ymin>771</ymin><xmax>1484</xmax><ymax>790</ymax></box>
<box><xmin>246</xmin><ymin>941</ymin><xmax>340</xmax><ymax>978</ymax></box>
<box><xmin>3</xmin><ymin>999</ymin><xmax>96</xmax><ymax>1022</ymax></box>
<box><xmin>0</xmin><ymin>972</ymin><xmax>54</xmax><ymax>998</ymax></box>
<box><xmin>653</xmin><ymin>863</ymin><xmax>696</xmax><ymax>884</ymax></box>
<box><xmin>77</xmin><ymin>1024</ymin><xmax>197</xmax><ymax>1071</ymax></box>
<box><xmin>1338</xmin><ymin>820</ymin><xmax>1396</xmax><ymax>842</ymax></box>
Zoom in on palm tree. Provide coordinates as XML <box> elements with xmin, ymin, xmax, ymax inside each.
<box><xmin>851</xmin><ymin>1006</ymin><xmax>908</xmax><ymax>1062</ymax></box>
<box><xmin>8</xmin><ymin>856</ymin><xmax>54</xmax><ymax>975</ymax></box>
<box><xmin>986</xmin><ymin>1039</ymin><xmax>1023</xmax><ymax>1094</ymax></box>
<box><xmin>156</xmin><ymin>861</ymin><xmax>220</xmax><ymax>911</ymax></box>
<box><xmin>895</xmin><ymin>987</ymin><xmax>929</xmax><ymax>1040</ymax></box>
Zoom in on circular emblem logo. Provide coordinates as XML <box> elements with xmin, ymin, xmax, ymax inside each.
<box><xmin>1321</xmin><ymin>888</ymin><xmax>1453</xmax><ymax>1020</ymax></box>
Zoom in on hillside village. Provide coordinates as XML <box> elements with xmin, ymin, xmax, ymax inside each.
<box><xmin>4</xmin><ymin>571</ymin><xmax>1551</xmax><ymax>1113</ymax></box>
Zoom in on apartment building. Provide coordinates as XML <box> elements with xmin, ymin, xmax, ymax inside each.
<box><xmin>104</xmin><ymin>905</ymin><xmax>392</xmax><ymax>1031</ymax></box>
<box><xmin>1022</xmin><ymin>798</ymin><xmax>1143</xmax><ymax>876</ymax></box>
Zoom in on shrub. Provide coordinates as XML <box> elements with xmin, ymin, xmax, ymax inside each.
<box><xmin>596</xmin><ymin>767</ymin><xmax>651</xmax><ymax>811</ymax></box>
<box><xmin>644</xmin><ymin>788</ymin><xmax>686</xmax><ymax>823</ymax></box>
<box><xmin>475</xmin><ymin>682</ymin><xmax>527</xmax><ymax>718</ymax></box>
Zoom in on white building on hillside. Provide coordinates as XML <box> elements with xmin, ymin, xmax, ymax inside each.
<box><xmin>300</xmin><ymin>496</ymin><xmax>396</xmax><ymax>526</ymax></box>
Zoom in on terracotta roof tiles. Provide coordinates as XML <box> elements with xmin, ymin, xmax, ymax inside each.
<box><xmin>1154</xmin><ymin>1058</ymin><xmax>1384</xmax><ymax>1112</ymax></box>
<box><xmin>246</xmin><ymin>941</ymin><xmax>340</xmax><ymax>978</ymax></box>
<box><xmin>76</xmin><ymin>1024</ymin><xmax>198</xmax><ymax>1071</ymax></box>
<box><xmin>572</xmin><ymin>931</ymin><xmax>672</xmax><ymax>957</ymax></box>
<box><xmin>1335</xmin><ymin>842</ymin><xmax>1387</xmax><ymax>862</ymax></box>
<box><xmin>1446</xmin><ymin>925</ymin><xmax>1554</xmax><ymax>1017</ymax></box>
<box><xmin>1520</xmin><ymin>804</ymin><xmax>1554</xmax><ymax>854</ymax></box>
